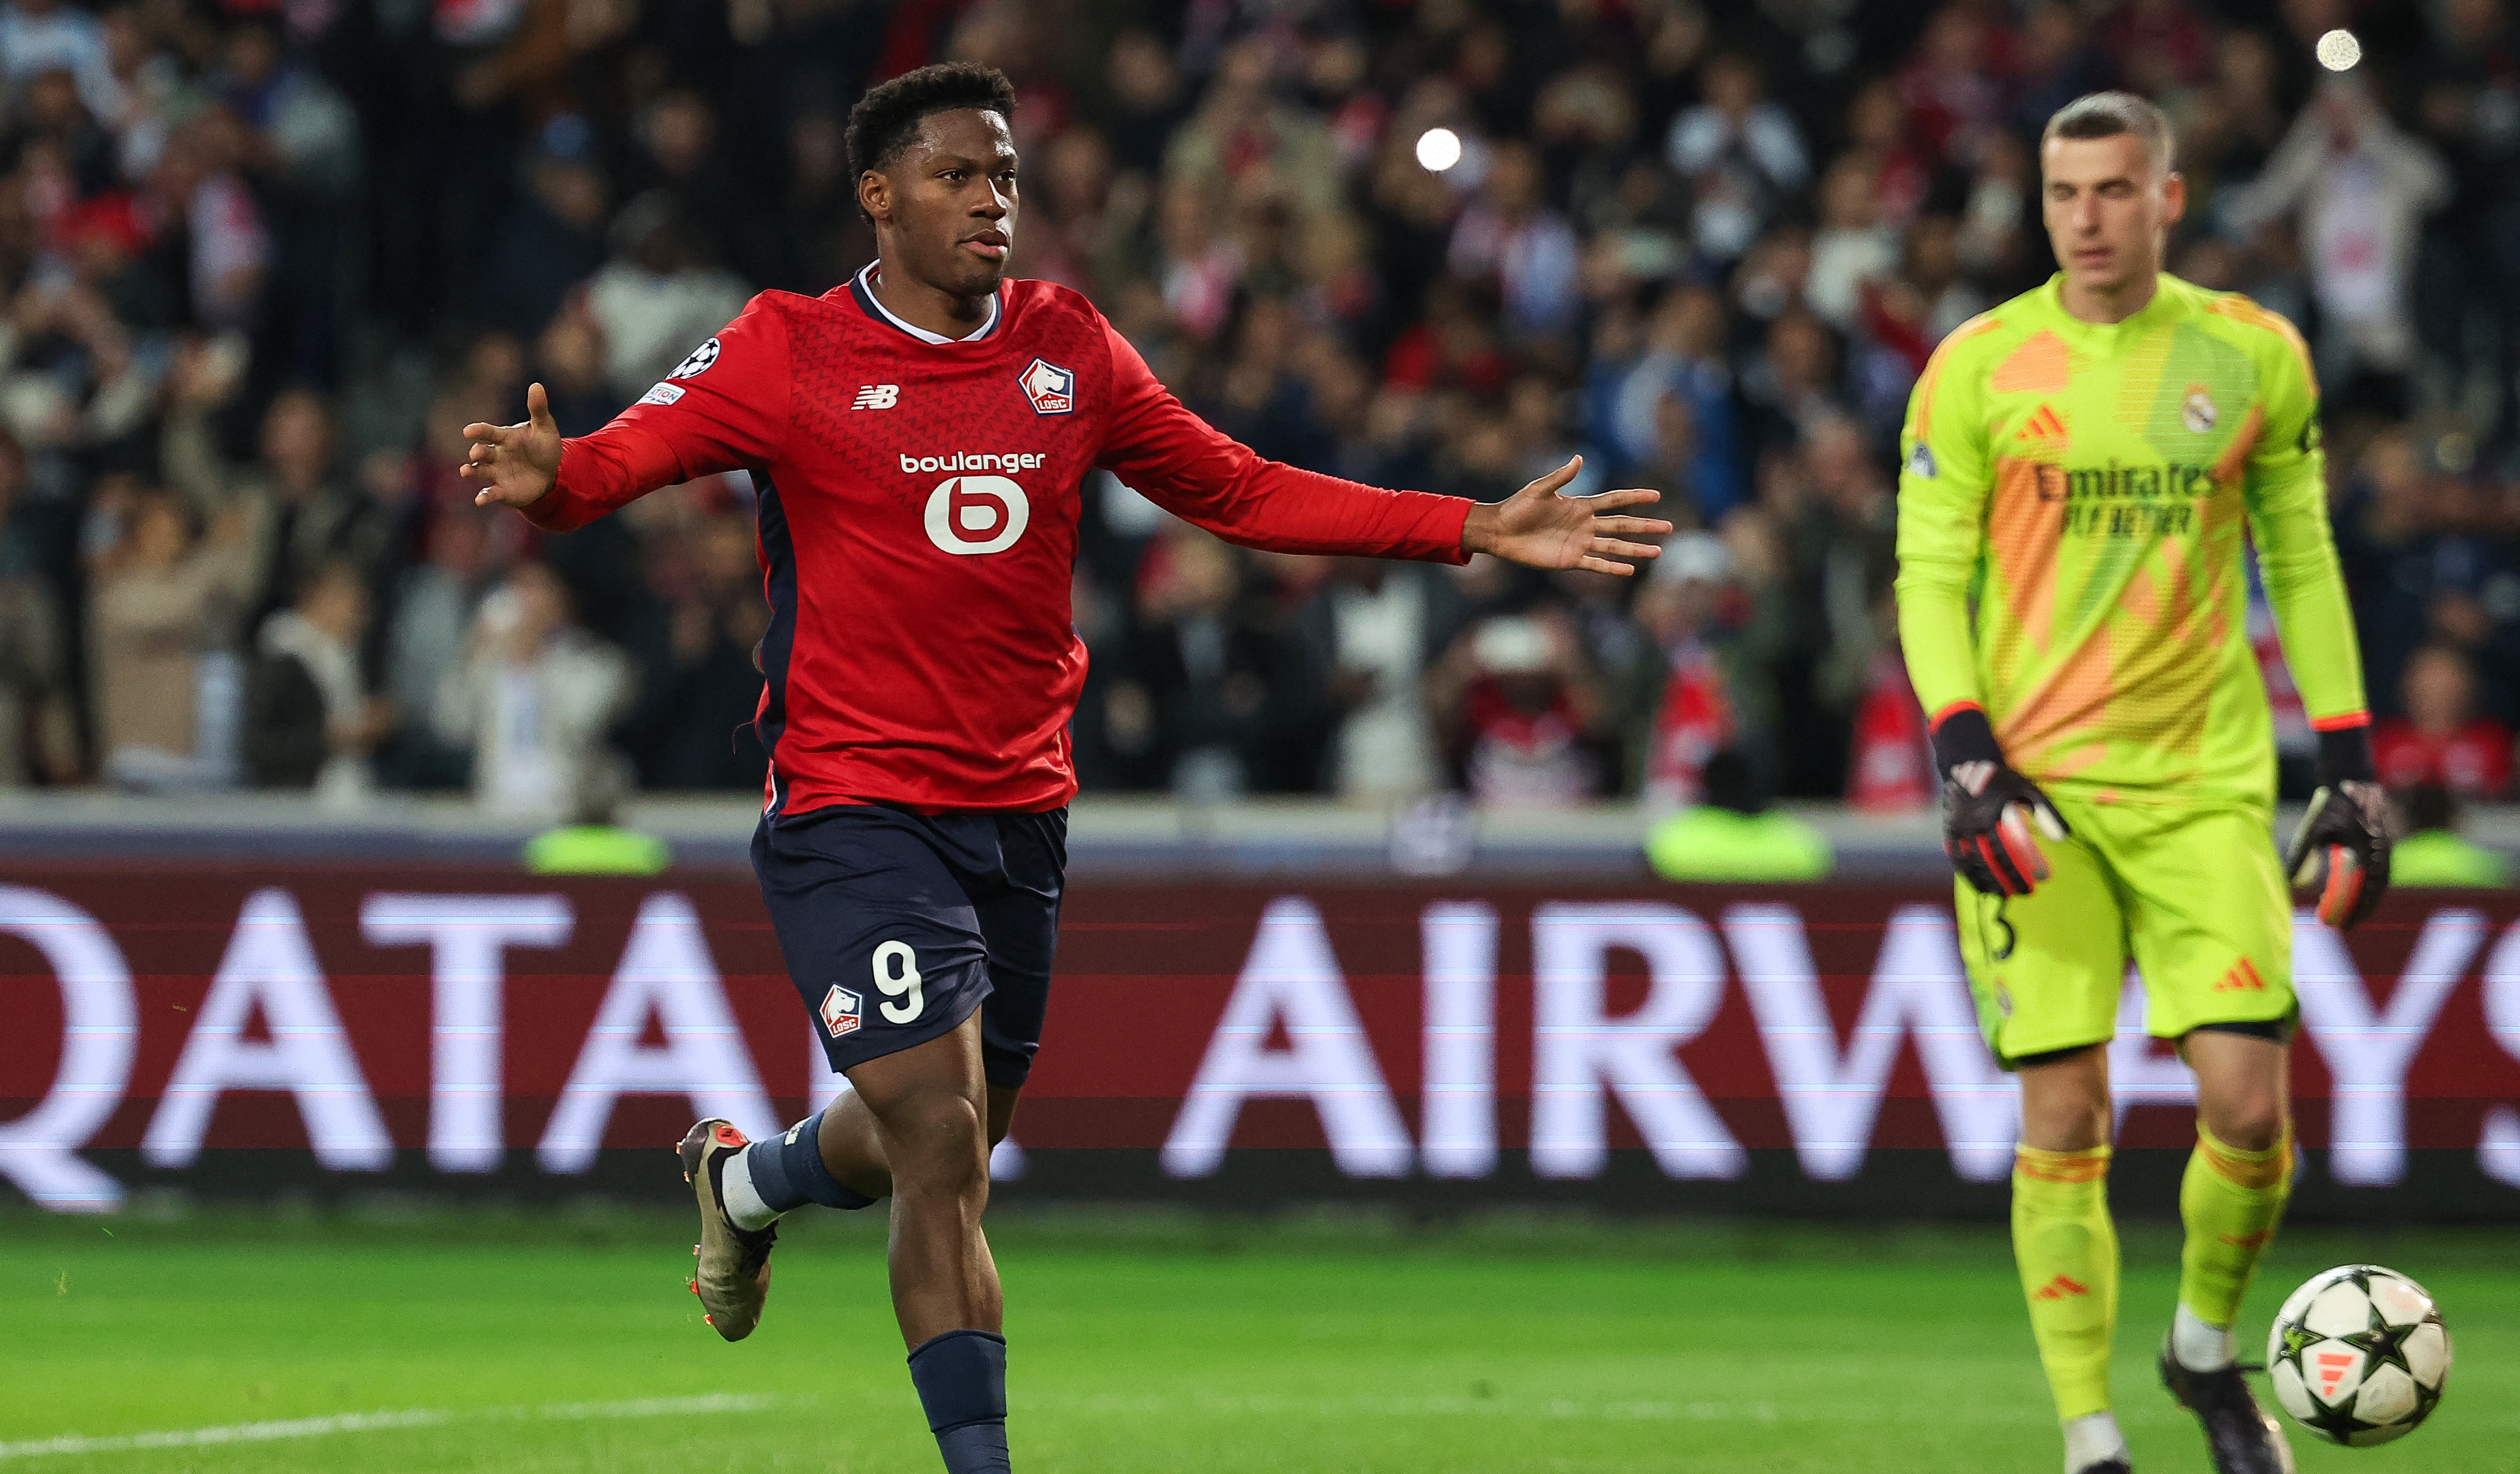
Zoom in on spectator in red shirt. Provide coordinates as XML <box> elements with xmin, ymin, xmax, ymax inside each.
<box><xmin>2097</xmin><ymin>0</ymin><xmax>2217</xmax><ymax>98</ymax></box>
<box><xmin>1900</xmin><ymin>4</ymin><xmax>2012</xmax><ymax>165</ymax></box>
<box><xmin>2374</xmin><ymin>644</ymin><xmax>2514</xmax><ymax>799</ymax></box>
<box><xmin>1433</xmin><ymin>612</ymin><xmax>1610</xmax><ymax>807</ymax></box>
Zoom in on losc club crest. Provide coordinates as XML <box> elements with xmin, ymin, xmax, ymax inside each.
<box><xmin>819</xmin><ymin>984</ymin><xmax>863</xmax><ymax>1039</ymax></box>
<box><xmin>1018</xmin><ymin>357</ymin><xmax>1075</xmax><ymax>415</ymax></box>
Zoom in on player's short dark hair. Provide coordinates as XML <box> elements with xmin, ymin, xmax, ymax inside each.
<box><xmin>2043</xmin><ymin>91</ymin><xmax>2176</xmax><ymax>176</ymax></box>
<box><xmin>846</xmin><ymin>62</ymin><xmax>1018</xmax><ymax>223</ymax></box>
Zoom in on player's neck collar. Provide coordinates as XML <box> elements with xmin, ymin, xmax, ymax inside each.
<box><xmin>852</xmin><ymin>263</ymin><xmax>1002</xmax><ymax>345</ymax></box>
<box><xmin>2047</xmin><ymin>270</ymin><xmax>2179</xmax><ymax>332</ymax></box>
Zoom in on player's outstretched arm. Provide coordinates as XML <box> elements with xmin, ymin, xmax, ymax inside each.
<box><xmin>1462</xmin><ymin>457</ymin><xmax>1672</xmax><ymax>576</ymax></box>
<box><xmin>461</xmin><ymin>381</ymin><xmax>562</xmax><ymax>511</ymax></box>
<box><xmin>1093</xmin><ymin>317</ymin><xmax>1655</xmax><ymax>566</ymax></box>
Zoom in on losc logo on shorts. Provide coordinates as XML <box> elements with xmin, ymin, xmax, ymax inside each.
<box><xmin>1018</xmin><ymin>358</ymin><xmax>1074</xmax><ymax>415</ymax></box>
<box><xmin>819</xmin><ymin>984</ymin><xmax>864</xmax><ymax>1039</ymax></box>
<box><xmin>924</xmin><ymin>475</ymin><xmax>1031</xmax><ymax>555</ymax></box>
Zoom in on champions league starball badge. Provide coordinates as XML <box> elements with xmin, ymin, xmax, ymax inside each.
<box><xmin>671</xmin><ymin>337</ymin><xmax>722</xmax><ymax>379</ymax></box>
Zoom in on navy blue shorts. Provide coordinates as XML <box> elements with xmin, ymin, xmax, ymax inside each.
<box><xmin>751</xmin><ymin>803</ymin><xmax>1067</xmax><ymax>1089</ymax></box>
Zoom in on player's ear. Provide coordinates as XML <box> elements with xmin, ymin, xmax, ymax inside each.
<box><xmin>858</xmin><ymin>169</ymin><xmax>891</xmax><ymax>225</ymax></box>
<box><xmin>2159</xmin><ymin>170</ymin><xmax>2186</xmax><ymax>228</ymax></box>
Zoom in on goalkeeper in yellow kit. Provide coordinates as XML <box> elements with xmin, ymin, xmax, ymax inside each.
<box><xmin>1895</xmin><ymin>93</ymin><xmax>2392</xmax><ymax>1474</ymax></box>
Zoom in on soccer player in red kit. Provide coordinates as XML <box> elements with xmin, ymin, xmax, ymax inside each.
<box><xmin>463</xmin><ymin>63</ymin><xmax>1668</xmax><ymax>1472</ymax></box>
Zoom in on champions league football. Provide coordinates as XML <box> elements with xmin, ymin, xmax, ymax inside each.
<box><xmin>2267</xmin><ymin>1266</ymin><xmax>2452</xmax><ymax>1447</ymax></box>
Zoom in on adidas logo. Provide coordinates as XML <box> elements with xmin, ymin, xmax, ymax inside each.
<box><xmin>2031</xmin><ymin>1274</ymin><xmax>2089</xmax><ymax>1301</ymax></box>
<box><xmin>2214</xmin><ymin>958</ymin><xmax>2269</xmax><ymax>993</ymax></box>
<box><xmin>2014</xmin><ymin>404</ymin><xmax>2067</xmax><ymax>444</ymax></box>
<box><xmin>2314</xmin><ymin>1350</ymin><xmax>2357</xmax><ymax>1398</ymax></box>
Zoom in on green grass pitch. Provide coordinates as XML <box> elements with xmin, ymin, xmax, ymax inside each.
<box><xmin>3</xmin><ymin>1208</ymin><xmax>2512</xmax><ymax>1472</ymax></box>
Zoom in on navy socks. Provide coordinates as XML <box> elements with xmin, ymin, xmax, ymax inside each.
<box><xmin>751</xmin><ymin>1117</ymin><xmax>1006</xmax><ymax>1470</ymax></box>
<box><xmin>743</xmin><ymin>1110</ymin><xmax>875</xmax><ymax>1213</ymax></box>
<box><xmin>908</xmin><ymin>1329</ymin><xmax>1010</xmax><ymax>1473</ymax></box>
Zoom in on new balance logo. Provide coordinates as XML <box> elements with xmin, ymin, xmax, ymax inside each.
<box><xmin>851</xmin><ymin>384</ymin><xmax>901</xmax><ymax>410</ymax></box>
<box><xmin>2031</xmin><ymin>1275</ymin><xmax>2089</xmax><ymax>1301</ymax></box>
<box><xmin>2014</xmin><ymin>404</ymin><xmax>2067</xmax><ymax>443</ymax></box>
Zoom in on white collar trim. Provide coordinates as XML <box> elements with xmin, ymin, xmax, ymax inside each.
<box><xmin>859</xmin><ymin>263</ymin><xmax>1000</xmax><ymax>343</ymax></box>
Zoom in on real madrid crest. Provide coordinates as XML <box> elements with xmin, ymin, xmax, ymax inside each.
<box><xmin>2181</xmin><ymin>384</ymin><xmax>2218</xmax><ymax>435</ymax></box>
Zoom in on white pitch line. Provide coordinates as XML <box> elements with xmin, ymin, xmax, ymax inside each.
<box><xmin>0</xmin><ymin>1393</ymin><xmax>780</xmax><ymax>1461</ymax></box>
<box><xmin>1063</xmin><ymin>1391</ymin><xmax>2189</xmax><ymax>1428</ymax></box>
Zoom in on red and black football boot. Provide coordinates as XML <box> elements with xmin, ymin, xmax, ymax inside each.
<box><xmin>678</xmin><ymin>1118</ymin><xmax>777</xmax><ymax>1341</ymax></box>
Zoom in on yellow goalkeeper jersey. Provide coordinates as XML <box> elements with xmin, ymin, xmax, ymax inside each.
<box><xmin>1894</xmin><ymin>272</ymin><xmax>2367</xmax><ymax>807</ymax></box>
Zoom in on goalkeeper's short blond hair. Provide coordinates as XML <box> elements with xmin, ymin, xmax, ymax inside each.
<box><xmin>2043</xmin><ymin>91</ymin><xmax>2176</xmax><ymax>177</ymax></box>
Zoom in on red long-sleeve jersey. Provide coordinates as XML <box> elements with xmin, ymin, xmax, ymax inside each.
<box><xmin>526</xmin><ymin>269</ymin><xmax>1473</xmax><ymax>815</ymax></box>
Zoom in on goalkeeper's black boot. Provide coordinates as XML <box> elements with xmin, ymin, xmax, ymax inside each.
<box><xmin>679</xmin><ymin>1118</ymin><xmax>777</xmax><ymax>1341</ymax></box>
<box><xmin>2072</xmin><ymin>1461</ymin><xmax>2132</xmax><ymax>1474</ymax></box>
<box><xmin>2161</xmin><ymin>1340</ymin><xmax>2294</xmax><ymax>1474</ymax></box>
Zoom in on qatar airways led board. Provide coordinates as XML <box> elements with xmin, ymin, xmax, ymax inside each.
<box><xmin>2</xmin><ymin>871</ymin><xmax>2515</xmax><ymax>1218</ymax></box>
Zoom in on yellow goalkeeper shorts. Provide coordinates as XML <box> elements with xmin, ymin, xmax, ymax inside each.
<box><xmin>1953</xmin><ymin>795</ymin><xmax>2296</xmax><ymax>1068</ymax></box>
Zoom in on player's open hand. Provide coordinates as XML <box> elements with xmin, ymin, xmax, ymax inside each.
<box><xmin>461</xmin><ymin>382</ymin><xmax>563</xmax><ymax>511</ymax></box>
<box><xmin>1462</xmin><ymin>456</ymin><xmax>1672</xmax><ymax>577</ymax></box>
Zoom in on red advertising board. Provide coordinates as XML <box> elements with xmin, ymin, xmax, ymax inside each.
<box><xmin>3</xmin><ymin>869</ymin><xmax>2517</xmax><ymax>1218</ymax></box>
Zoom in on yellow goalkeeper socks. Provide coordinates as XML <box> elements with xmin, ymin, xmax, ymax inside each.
<box><xmin>2014</xmin><ymin>1144</ymin><xmax>2120</xmax><ymax>1423</ymax></box>
<box><xmin>2174</xmin><ymin>1120</ymin><xmax>2293</xmax><ymax>1364</ymax></box>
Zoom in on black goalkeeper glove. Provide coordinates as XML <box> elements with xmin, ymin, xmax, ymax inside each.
<box><xmin>1931</xmin><ymin>706</ymin><xmax>2071</xmax><ymax>897</ymax></box>
<box><xmin>2286</xmin><ymin>724</ymin><xmax>2390</xmax><ymax>931</ymax></box>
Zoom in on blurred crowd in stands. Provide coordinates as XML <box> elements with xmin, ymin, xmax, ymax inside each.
<box><xmin>0</xmin><ymin>0</ymin><xmax>2515</xmax><ymax>821</ymax></box>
